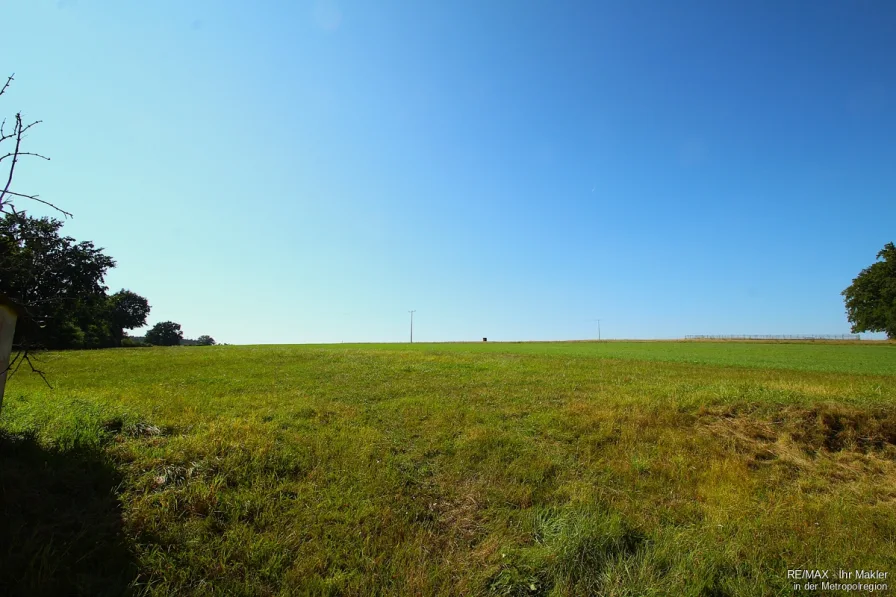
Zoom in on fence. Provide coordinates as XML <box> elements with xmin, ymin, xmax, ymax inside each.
<box><xmin>684</xmin><ymin>334</ymin><xmax>860</xmax><ymax>341</ymax></box>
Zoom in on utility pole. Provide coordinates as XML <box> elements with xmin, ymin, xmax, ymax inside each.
<box><xmin>409</xmin><ymin>310</ymin><xmax>416</xmax><ymax>343</ymax></box>
<box><xmin>589</xmin><ymin>318</ymin><xmax>602</xmax><ymax>341</ymax></box>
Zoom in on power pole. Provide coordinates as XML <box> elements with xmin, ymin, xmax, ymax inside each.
<box><xmin>588</xmin><ymin>318</ymin><xmax>602</xmax><ymax>341</ymax></box>
<box><xmin>409</xmin><ymin>310</ymin><xmax>416</xmax><ymax>343</ymax></box>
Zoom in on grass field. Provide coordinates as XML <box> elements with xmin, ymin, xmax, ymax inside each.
<box><xmin>1</xmin><ymin>341</ymin><xmax>894</xmax><ymax>596</ymax></box>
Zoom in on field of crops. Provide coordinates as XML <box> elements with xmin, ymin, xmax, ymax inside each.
<box><xmin>1</xmin><ymin>341</ymin><xmax>894</xmax><ymax>596</ymax></box>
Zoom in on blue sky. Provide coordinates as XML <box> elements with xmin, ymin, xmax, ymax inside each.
<box><xmin>3</xmin><ymin>1</ymin><xmax>894</xmax><ymax>343</ymax></box>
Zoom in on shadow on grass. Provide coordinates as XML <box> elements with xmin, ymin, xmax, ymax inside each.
<box><xmin>0</xmin><ymin>431</ymin><xmax>138</xmax><ymax>597</ymax></box>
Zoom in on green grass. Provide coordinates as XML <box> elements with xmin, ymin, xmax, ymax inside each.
<box><xmin>1</xmin><ymin>341</ymin><xmax>894</xmax><ymax>596</ymax></box>
<box><xmin>319</xmin><ymin>339</ymin><xmax>896</xmax><ymax>376</ymax></box>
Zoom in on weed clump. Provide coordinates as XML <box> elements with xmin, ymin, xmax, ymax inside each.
<box><xmin>489</xmin><ymin>505</ymin><xmax>642</xmax><ymax>596</ymax></box>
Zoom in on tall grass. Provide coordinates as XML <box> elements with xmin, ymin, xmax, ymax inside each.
<box><xmin>2</xmin><ymin>342</ymin><xmax>894</xmax><ymax>595</ymax></box>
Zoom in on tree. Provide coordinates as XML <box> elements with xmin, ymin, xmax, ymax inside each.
<box><xmin>196</xmin><ymin>335</ymin><xmax>216</xmax><ymax>346</ymax></box>
<box><xmin>144</xmin><ymin>321</ymin><xmax>183</xmax><ymax>346</ymax></box>
<box><xmin>0</xmin><ymin>73</ymin><xmax>69</xmax><ymax>218</ymax></box>
<box><xmin>1</xmin><ymin>213</ymin><xmax>152</xmax><ymax>351</ymax></box>
<box><xmin>0</xmin><ymin>213</ymin><xmax>116</xmax><ymax>349</ymax></box>
<box><xmin>108</xmin><ymin>290</ymin><xmax>150</xmax><ymax>347</ymax></box>
<box><xmin>2</xmin><ymin>73</ymin><xmax>72</xmax><ymax>401</ymax></box>
<box><xmin>842</xmin><ymin>242</ymin><xmax>896</xmax><ymax>340</ymax></box>
<box><xmin>71</xmin><ymin>293</ymin><xmax>114</xmax><ymax>349</ymax></box>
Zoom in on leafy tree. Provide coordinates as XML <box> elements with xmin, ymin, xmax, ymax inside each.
<box><xmin>72</xmin><ymin>293</ymin><xmax>114</xmax><ymax>349</ymax></box>
<box><xmin>842</xmin><ymin>242</ymin><xmax>896</xmax><ymax>340</ymax></box>
<box><xmin>0</xmin><ymin>214</ymin><xmax>116</xmax><ymax>349</ymax></box>
<box><xmin>0</xmin><ymin>215</ymin><xmax>153</xmax><ymax>350</ymax></box>
<box><xmin>1</xmin><ymin>73</ymin><xmax>76</xmax><ymax>405</ymax></box>
<box><xmin>144</xmin><ymin>321</ymin><xmax>183</xmax><ymax>346</ymax></box>
<box><xmin>196</xmin><ymin>335</ymin><xmax>216</xmax><ymax>346</ymax></box>
<box><xmin>108</xmin><ymin>290</ymin><xmax>150</xmax><ymax>347</ymax></box>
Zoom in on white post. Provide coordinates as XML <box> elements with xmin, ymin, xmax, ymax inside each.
<box><xmin>0</xmin><ymin>303</ymin><xmax>18</xmax><ymax>411</ymax></box>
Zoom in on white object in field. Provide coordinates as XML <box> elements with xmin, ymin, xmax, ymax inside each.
<box><xmin>0</xmin><ymin>302</ymin><xmax>17</xmax><ymax>410</ymax></box>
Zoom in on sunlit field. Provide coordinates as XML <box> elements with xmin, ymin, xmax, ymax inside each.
<box><xmin>2</xmin><ymin>341</ymin><xmax>894</xmax><ymax>596</ymax></box>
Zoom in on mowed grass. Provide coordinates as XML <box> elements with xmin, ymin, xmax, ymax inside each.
<box><xmin>1</xmin><ymin>341</ymin><xmax>894</xmax><ymax>596</ymax></box>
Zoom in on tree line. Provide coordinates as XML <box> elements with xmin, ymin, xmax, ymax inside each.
<box><xmin>0</xmin><ymin>213</ymin><xmax>215</xmax><ymax>349</ymax></box>
<box><xmin>0</xmin><ymin>72</ymin><xmax>216</xmax><ymax>352</ymax></box>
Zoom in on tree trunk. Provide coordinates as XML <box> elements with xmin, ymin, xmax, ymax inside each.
<box><xmin>0</xmin><ymin>301</ymin><xmax>18</xmax><ymax>413</ymax></box>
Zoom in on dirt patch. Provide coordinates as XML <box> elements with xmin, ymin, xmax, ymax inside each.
<box><xmin>786</xmin><ymin>406</ymin><xmax>896</xmax><ymax>454</ymax></box>
<box><xmin>698</xmin><ymin>405</ymin><xmax>896</xmax><ymax>474</ymax></box>
<box><xmin>427</xmin><ymin>479</ymin><xmax>487</xmax><ymax>548</ymax></box>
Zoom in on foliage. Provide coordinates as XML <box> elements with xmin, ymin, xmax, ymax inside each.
<box><xmin>195</xmin><ymin>335</ymin><xmax>215</xmax><ymax>346</ymax></box>
<box><xmin>144</xmin><ymin>321</ymin><xmax>183</xmax><ymax>346</ymax></box>
<box><xmin>2</xmin><ymin>342</ymin><xmax>894</xmax><ymax>594</ymax></box>
<box><xmin>0</xmin><ymin>213</ymin><xmax>116</xmax><ymax>349</ymax></box>
<box><xmin>108</xmin><ymin>290</ymin><xmax>150</xmax><ymax>347</ymax></box>
<box><xmin>842</xmin><ymin>242</ymin><xmax>896</xmax><ymax>339</ymax></box>
<box><xmin>0</xmin><ymin>213</ymin><xmax>156</xmax><ymax>350</ymax></box>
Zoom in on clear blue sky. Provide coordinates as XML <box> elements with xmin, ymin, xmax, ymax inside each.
<box><xmin>3</xmin><ymin>1</ymin><xmax>894</xmax><ymax>343</ymax></box>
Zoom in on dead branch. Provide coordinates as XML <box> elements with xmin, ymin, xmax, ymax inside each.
<box><xmin>0</xmin><ymin>75</ymin><xmax>63</xmax><ymax>217</ymax></box>
<box><xmin>0</xmin><ymin>119</ymin><xmax>13</xmax><ymax>143</ymax></box>
<box><xmin>1</xmin><ymin>113</ymin><xmax>27</xmax><ymax>209</ymax></box>
<box><xmin>0</xmin><ymin>151</ymin><xmax>51</xmax><ymax>163</ymax></box>
<box><xmin>1</xmin><ymin>190</ymin><xmax>73</xmax><ymax>218</ymax></box>
<box><xmin>1</xmin><ymin>351</ymin><xmax>19</xmax><ymax>376</ymax></box>
<box><xmin>5</xmin><ymin>347</ymin><xmax>52</xmax><ymax>389</ymax></box>
<box><xmin>0</xmin><ymin>74</ymin><xmax>12</xmax><ymax>98</ymax></box>
<box><xmin>19</xmin><ymin>119</ymin><xmax>42</xmax><ymax>135</ymax></box>
<box><xmin>0</xmin><ymin>72</ymin><xmax>64</xmax><ymax>395</ymax></box>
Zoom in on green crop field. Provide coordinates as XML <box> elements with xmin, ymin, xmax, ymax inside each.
<box><xmin>1</xmin><ymin>341</ymin><xmax>894</xmax><ymax>596</ymax></box>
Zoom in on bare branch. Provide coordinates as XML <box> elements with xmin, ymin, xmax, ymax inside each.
<box><xmin>0</xmin><ymin>74</ymin><xmax>13</xmax><ymax>98</ymax></box>
<box><xmin>0</xmin><ymin>191</ymin><xmax>72</xmax><ymax>218</ymax></box>
<box><xmin>0</xmin><ymin>86</ymin><xmax>62</xmax><ymax>217</ymax></box>
<box><xmin>0</xmin><ymin>189</ymin><xmax>39</xmax><ymax>201</ymax></box>
<box><xmin>0</xmin><ymin>113</ymin><xmax>25</xmax><ymax>209</ymax></box>
<box><xmin>4</xmin><ymin>348</ymin><xmax>52</xmax><ymax>389</ymax></box>
<box><xmin>20</xmin><ymin>119</ymin><xmax>42</xmax><ymax>135</ymax></box>
<box><xmin>1</xmin><ymin>350</ymin><xmax>21</xmax><ymax>377</ymax></box>
<box><xmin>18</xmin><ymin>196</ymin><xmax>72</xmax><ymax>218</ymax></box>
<box><xmin>23</xmin><ymin>353</ymin><xmax>52</xmax><ymax>388</ymax></box>
<box><xmin>0</xmin><ymin>151</ymin><xmax>50</xmax><ymax>163</ymax></box>
<box><xmin>0</xmin><ymin>73</ymin><xmax>65</xmax><ymax>394</ymax></box>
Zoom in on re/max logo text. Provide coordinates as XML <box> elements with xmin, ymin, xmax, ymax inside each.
<box><xmin>787</xmin><ymin>570</ymin><xmax>829</xmax><ymax>580</ymax></box>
